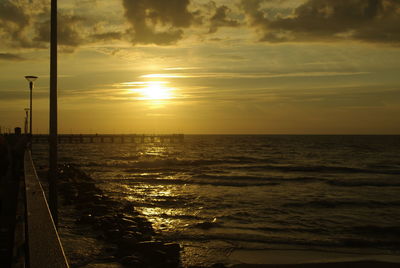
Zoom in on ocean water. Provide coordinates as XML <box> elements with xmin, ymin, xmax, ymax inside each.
<box><xmin>32</xmin><ymin>135</ymin><xmax>400</xmax><ymax>266</ymax></box>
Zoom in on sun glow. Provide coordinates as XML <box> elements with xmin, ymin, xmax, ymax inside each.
<box><xmin>138</xmin><ymin>81</ymin><xmax>173</xmax><ymax>100</ymax></box>
<box><xmin>141</xmin><ymin>74</ymin><xmax>186</xmax><ymax>78</ymax></box>
<box><xmin>120</xmin><ymin>80</ymin><xmax>176</xmax><ymax>107</ymax></box>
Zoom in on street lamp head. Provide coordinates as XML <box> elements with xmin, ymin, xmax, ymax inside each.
<box><xmin>25</xmin><ymin>76</ymin><xmax>38</xmax><ymax>82</ymax></box>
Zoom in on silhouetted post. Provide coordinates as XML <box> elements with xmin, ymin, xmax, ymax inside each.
<box><xmin>49</xmin><ymin>0</ymin><xmax>58</xmax><ymax>226</ymax></box>
<box><xmin>24</xmin><ymin>108</ymin><xmax>29</xmax><ymax>134</ymax></box>
<box><xmin>24</xmin><ymin>76</ymin><xmax>38</xmax><ymax>141</ymax></box>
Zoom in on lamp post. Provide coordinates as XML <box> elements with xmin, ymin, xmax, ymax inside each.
<box><xmin>24</xmin><ymin>108</ymin><xmax>30</xmax><ymax>134</ymax></box>
<box><xmin>25</xmin><ymin>76</ymin><xmax>38</xmax><ymax>138</ymax></box>
<box><xmin>49</xmin><ymin>0</ymin><xmax>58</xmax><ymax>226</ymax></box>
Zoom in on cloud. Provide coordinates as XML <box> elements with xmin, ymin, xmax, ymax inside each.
<box><xmin>241</xmin><ymin>0</ymin><xmax>400</xmax><ymax>44</ymax></box>
<box><xmin>122</xmin><ymin>0</ymin><xmax>198</xmax><ymax>45</ymax></box>
<box><xmin>1</xmin><ymin>0</ymin><xmax>201</xmax><ymax>49</ymax></box>
<box><xmin>0</xmin><ymin>0</ymin><xmax>125</xmax><ymax>52</ymax></box>
<box><xmin>209</xmin><ymin>4</ymin><xmax>240</xmax><ymax>34</ymax></box>
<box><xmin>0</xmin><ymin>1</ymin><xmax>29</xmax><ymax>28</ymax></box>
<box><xmin>0</xmin><ymin>0</ymin><xmax>33</xmax><ymax>48</ymax></box>
<box><xmin>0</xmin><ymin>53</ymin><xmax>26</xmax><ymax>61</ymax></box>
<box><xmin>34</xmin><ymin>13</ymin><xmax>88</xmax><ymax>52</ymax></box>
<box><xmin>0</xmin><ymin>0</ymin><xmax>87</xmax><ymax>52</ymax></box>
<box><xmin>91</xmin><ymin>31</ymin><xmax>124</xmax><ymax>41</ymax></box>
<box><xmin>133</xmin><ymin>70</ymin><xmax>369</xmax><ymax>80</ymax></box>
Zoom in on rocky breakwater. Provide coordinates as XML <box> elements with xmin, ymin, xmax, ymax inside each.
<box><xmin>58</xmin><ymin>163</ymin><xmax>181</xmax><ymax>267</ymax></box>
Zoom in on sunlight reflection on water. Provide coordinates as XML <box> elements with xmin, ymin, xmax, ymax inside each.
<box><xmin>124</xmin><ymin>182</ymin><xmax>192</xmax><ymax>231</ymax></box>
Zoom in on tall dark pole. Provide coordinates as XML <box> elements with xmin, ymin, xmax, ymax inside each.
<box><xmin>24</xmin><ymin>108</ymin><xmax>29</xmax><ymax>134</ymax></box>
<box><xmin>29</xmin><ymin>82</ymin><xmax>33</xmax><ymax>136</ymax></box>
<box><xmin>49</xmin><ymin>0</ymin><xmax>58</xmax><ymax>226</ymax></box>
<box><xmin>25</xmin><ymin>76</ymin><xmax>37</xmax><ymax>145</ymax></box>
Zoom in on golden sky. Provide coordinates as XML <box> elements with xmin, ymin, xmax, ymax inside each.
<box><xmin>1</xmin><ymin>0</ymin><xmax>400</xmax><ymax>134</ymax></box>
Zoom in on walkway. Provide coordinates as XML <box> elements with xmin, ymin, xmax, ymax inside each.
<box><xmin>0</xmin><ymin>134</ymin><xmax>69</xmax><ymax>268</ymax></box>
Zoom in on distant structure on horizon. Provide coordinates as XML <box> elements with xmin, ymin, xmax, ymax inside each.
<box><xmin>31</xmin><ymin>134</ymin><xmax>184</xmax><ymax>144</ymax></box>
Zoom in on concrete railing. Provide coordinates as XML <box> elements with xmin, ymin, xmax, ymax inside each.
<box><xmin>24</xmin><ymin>151</ymin><xmax>69</xmax><ymax>268</ymax></box>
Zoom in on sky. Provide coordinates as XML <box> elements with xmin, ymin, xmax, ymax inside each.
<box><xmin>1</xmin><ymin>0</ymin><xmax>400</xmax><ymax>134</ymax></box>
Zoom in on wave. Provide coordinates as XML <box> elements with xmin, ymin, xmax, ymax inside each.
<box><xmin>326</xmin><ymin>179</ymin><xmax>400</xmax><ymax>187</ymax></box>
<box><xmin>283</xmin><ymin>200</ymin><xmax>400</xmax><ymax>209</ymax></box>
<box><xmin>158</xmin><ymin>213</ymin><xmax>204</xmax><ymax>220</ymax></box>
<box><xmin>113</xmin><ymin>177</ymin><xmax>280</xmax><ymax>187</ymax></box>
<box><xmin>104</xmin><ymin>172</ymin><xmax>400</xmax><ymax>188</ymax></box>
<box><xmin>106</xmin><ymin>173</ymin><xmax>328</xmax><ymax>187</ymax></box>
<box><xmin>108</xmin><ymin>155</ymin><xmax>140</xmax><ymax>161</ymax></box>
<box><xmin>165</xmin><ymin>231</ymin><xmax>400</xmax><ymax>249</ymax></box>
<box><xmin>349</xmin><ymin>225</ymin><xmax>400</xmax><ymax>237</ymax></box>
<box><xmin>193</xmin><ymin>174</ymin><xmax>326</xmax><ymax>184</ymax></box>
<box><xmin>224</xmin><ymin>224</ymin><xmax>332</xmax><ymax>235</ymax></box>
<box><xmin>232</xmin><ymin>164</ymin><xmax>400</xmax><ymax>175</ymax></box>
<box><xmin>86</xmin><ymin>158</ymin><xmax>262</xmax><ymax>169</ymax></box>
<box><xmin>80</xmin><ymin>156</ymin><xmax>400</xmax><ymax>179</ymax></box>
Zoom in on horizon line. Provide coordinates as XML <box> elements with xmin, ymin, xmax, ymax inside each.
<box><xmin>6</xmin><ymin>133</ymin><xmax>400</xmax><ymax>136</ymax></box>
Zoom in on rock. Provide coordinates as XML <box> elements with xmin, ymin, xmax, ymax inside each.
<box><xmin>163</xmin><ymin>243</ymin><xmax>181</xmax><ymax>255</ymax></box>
<box><xmin>124</xmin><ymin>230</ymin><xmax>142</xmax><ymax>239</ymax></box>
<box><xmin>105</xmin><ymin>228</ymin><xmax>121</xmax><ymax>240</ymax></box>
<box><xmin>134</xmin><ymin>241</ymin><xmax>165</xmax><ymax>250</ymax></box>
<box><xmin>143</xmin><ymin>249</ymin><xmax>168</xmax><ymax>264</ymax></box>
<box><xmin>120</xmin><ymin>255</ymin><xmax>145</xmax><ymax>266</ymax></box>
<box><xmin>194</xmin><ymin>220</ymin><xmax>220</xmax><ymax>230</ymax></box>
<box><xmin>57</xmin><ymin>163</ymin><xmax>182</xmax><ymax>267</ymax></box>
<box><xmin>77</xmin><ymin>214</ymin><xmax>95</xmax><ymax>224</ymax></box>
<box><xmin>124</xmin><ymin>225</ymin><xmax>139</xmax><ymax>233</ymax></box>
<box><xmin>129</xmin><ymin>241</ymin><xmax>181</xmax><ymax>263</ymax></box>
<box><xmin>118</xmin><ymin>234</ymin><xmax>140</xmax><ymax>247</ymax></box>
<box><xmin>91</xmin><ymin>204</ymin><xmax>110</xmax><ymax>216</ymax></box>
<box><xmin>211</xmin><ymin>263</ymin><xmax>226</xmax><ymax>268</ymax></box>
<box><xmin>120</xmin><ymin>217</ymin><xmax>136</xmax><ymax>225</ymax></box>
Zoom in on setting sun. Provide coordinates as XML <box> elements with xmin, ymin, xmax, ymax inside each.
<box><xmin>121</xmin><ymin>80</ymin><xmax>175</xmax><ymax>103</ymax></box>
<box><xmin>138</xmin><ymin>81</ymin><xmax>173</xmax><ymax>100</ymax></box>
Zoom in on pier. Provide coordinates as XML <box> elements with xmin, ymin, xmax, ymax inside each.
<box><xmin>0</xmin><ymin>148</ymin><xmax>69</xmax><ymax>268</ymax></box>
<box><xmin>31</xmin><ymin>134</ymin><xmax>184</xmax><ymax>144</ymax></box>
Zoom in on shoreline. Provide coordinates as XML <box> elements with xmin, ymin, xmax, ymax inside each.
<box><xmin>228</xmin><ymin>248</ymin><xmax>400</xmax><ymax>267</ymax></box>
<box><xmin>230</xmin><ymin>261</ymin><xmax>400</xmax><ymax>268</ymax></box>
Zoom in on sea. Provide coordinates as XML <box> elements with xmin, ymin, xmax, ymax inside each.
<box><xmin>32</xmin><ymin>135</ymin><xmax>400</xmax><ymax>266</ymax></box>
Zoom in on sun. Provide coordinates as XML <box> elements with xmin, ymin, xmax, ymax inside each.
<box><xmin>139</xmin><ymin>81</ymin><xmax>173</xmax><ymax>100</ymax></box>
<box><xmin>120</xmin><ymin>79</ymin><xmax>176</xmax><ymax>106</ymax></box>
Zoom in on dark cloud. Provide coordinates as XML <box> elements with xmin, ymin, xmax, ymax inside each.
<box><xmin>122</xmin><ymin>0</ymin><xmax>198</xmax><ymax>45</ymax></box>
<box><xmin>34</xmin><ymin>14</ymin><xmax>87</xmax><ymax>52</ymax></box>
<box><xmin>0</xmin><ymin>1</ymin><xmax>33</xmax><ymax>48</ymax></box>
<box><xmin>0</xmin><ymin>0</ymin><xmax>123</xmax><ymax>52</ymax></box>
<box><xmin>209</xmin><ymin>4</ymin><xmax>240</xmax><ymax>34</ymax></box>
<box><xmin>241</xmin><ymin>0</ymin><xmax>400</xmax><ymax>44</ymax></box>
<box><xmin>0</xmin><ymin>1</ymin><xmax>29</xmax><ymax>27</ymax></box>
<box><xmin>91</xmin><ymin>32</ymin><xmax>124</xmax><ymax>41</ymax></box>
<box><xmin>0</xmin><ymin>53</ymin><xmax>26</xmax><ymax>61</ymax></box>
<box><xmin>0</xmin><ymin>1</ymin><xmax>87</xmax><ymax>51</ymax></box>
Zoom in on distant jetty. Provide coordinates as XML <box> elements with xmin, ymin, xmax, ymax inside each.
<box><xmin>31</xmin><ymin>134</ymin><xmax>184</xmax><ymax>144</ymax></box>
